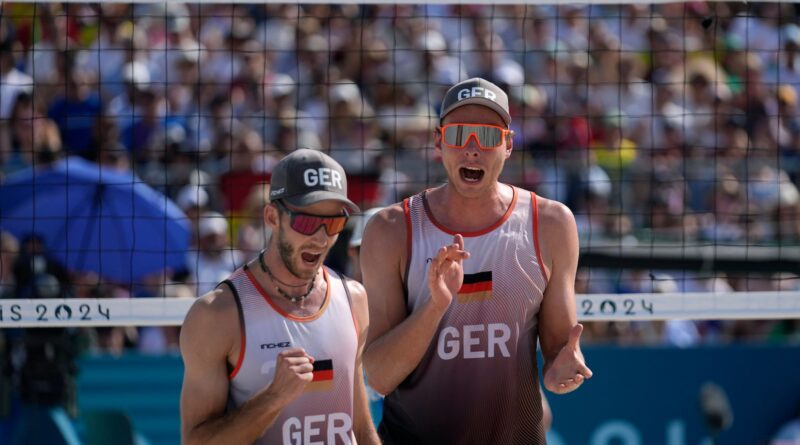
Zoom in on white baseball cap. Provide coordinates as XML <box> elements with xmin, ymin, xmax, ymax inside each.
<box><xmin>176</xmin><ymin>185</ymin><xmax>209</xmax><ymax>210</ymax></box>
<box><xmin>198</xmin><ymin>212</ymin><xmax>228</xmax><ymax>237</ymax></box>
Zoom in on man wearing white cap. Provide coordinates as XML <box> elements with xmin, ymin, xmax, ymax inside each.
<box><xmin>176</xmin><ymin>184</ymin><xmax>210</xmax><ymax>225</ymax></box>
<box><xmin>186</xmin><ymin>211</ymin><xmax>243</xmax><ymax>296</ymax></box>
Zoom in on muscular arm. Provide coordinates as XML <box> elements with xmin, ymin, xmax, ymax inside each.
<box><xmin>537</xmin><ymin>199</ymin><xmax>593</xmax><ymax>395</ymax></box>
<box><xmin>361</xmin><ymin>206</ymin><xmax>451</xmax><ymax>395</ymax></box>
<box><xmin>347</xmin><ymin>280</ymin><xmax>381</xmax><ymax>445</ymax></box>
<box><xmin>180</xmin><ymin>289</ymin><xmax>310</xmax><ymax>445</ymax></box>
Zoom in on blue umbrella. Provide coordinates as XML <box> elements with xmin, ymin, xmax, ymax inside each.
<box><xmin>0</xmin><ymin>157</ymin><xmax>190</xmax><ymax>284</ymax></box>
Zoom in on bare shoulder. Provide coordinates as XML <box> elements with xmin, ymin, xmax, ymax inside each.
<box><xmin>340</xmin><ymin>276</ymin><xmax>370</xmax><ymax>341</ymax></box>
<box><xmin>535</xmin><ymin>195</ymin><xmax>577</xmax><ymax>238</ymax></box>
<box><xmin>185</xmin><ymin>285</ymin><xmax>240</xmax><ymax>325</ymax></box>
<box><xmin>343</xmin><ymin>277</ymin><xmax>367</xmax><ymax>306</ymax></box>
<box><xmin>180</xmin><ymin>286</ymin><xmax>240</xmax><ymax>360</ymax></box>
<box><xmin>361</xmin><ymin>202</ymin><xmax>407</xmax><ymax>261</ymax></box>
<box><xmin>534</xmin><ymin>195</ymin><xmax>578</xmax><ymax>274</ymax></box>
<box><xmin>359</xmin><ymin>202</ymin><xmax>408</xmax><ymax>327</ymax></box>
<box><xmin>363</xmin><ymin>203</ymin><xmax>406</xmax><ymax>245</ymax></box>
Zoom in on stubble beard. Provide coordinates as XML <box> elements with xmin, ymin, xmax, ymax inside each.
<box><xmin>277</xmin><ymin>227</ymin><xmax>318</xmax><ymax>281</ymax></box>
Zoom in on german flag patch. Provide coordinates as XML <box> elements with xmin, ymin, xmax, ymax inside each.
<box><xmin>457</xmin><ymin>271</ymin><xmax>493</xmax><ymax>303</ymax></box>
<box><xmin>306</xmin><ymin>359</ymin><xmax>334</xmax><ymax>392</ymax></box>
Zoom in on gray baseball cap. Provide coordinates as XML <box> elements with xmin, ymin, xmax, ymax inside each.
<box><xmin>440</xmin><ymin>77</ymin><xmax>511</xmax><ymax>125</ymax></box>
<box><xmin>269</xmin><ymin>148</ymin><xmax>360</xmax><ymax>213</ymax></box>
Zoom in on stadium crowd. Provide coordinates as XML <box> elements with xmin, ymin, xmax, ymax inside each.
<box><xmin>0</xmin><ymin>1</ymin><xmax>798</xmax><ymax>361</ymax></box>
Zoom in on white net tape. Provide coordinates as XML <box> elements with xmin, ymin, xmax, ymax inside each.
<box><xmin>1</xmin><ymin>292</ymin><xmax>798</xmax><ymax>327</ymax></box>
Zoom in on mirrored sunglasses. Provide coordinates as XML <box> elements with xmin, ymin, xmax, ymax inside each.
<box><xmin>276</xmin><ymin>201</ymin><xmax>350</xmax><ymax>236</ymax></box>
<box><xmin>440</xmin><ymin>123</ymin><xmax>510</xmax><ymax>150</ymax></box>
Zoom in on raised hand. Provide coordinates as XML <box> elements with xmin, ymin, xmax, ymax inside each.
<box><xmin>266</xmin><ymin>348</ymin><xmax>315</xmax><ymax>406</ymax></box>
<box><xmin>427</xmin><ymin>234</ymin><xmax>470</xmax><ymax>311</ymax></box>
<box><xmin>543</xmin><ymin>324</ymin><xmax>593</xmax><ymax>395</ymax></box>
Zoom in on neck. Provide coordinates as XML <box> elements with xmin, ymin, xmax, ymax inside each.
<box><xmin>258</xmin><ymin>250</ymin><xmax>317</xmax><ymax>304</ymax></box>
<box><xmin>429</xmin><ymin>183</ymin><xmax>513</xmax><ymax>232</ymax></box>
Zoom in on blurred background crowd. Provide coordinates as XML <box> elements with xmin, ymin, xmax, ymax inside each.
<box><xmin>0</xmin><ymin>1</ymin><xmax>798</xmax><ymax>369</ymax></box>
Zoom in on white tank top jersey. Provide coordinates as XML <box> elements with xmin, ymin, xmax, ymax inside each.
<box><xmin>380</xmin><ymin>186</ymin><xmax>549</xmax><ymax>445</ymax></box>
<box><xmin>223</xmin><ymin>265</ymin><xmax>359</xmax><ymax>445</ymax></box>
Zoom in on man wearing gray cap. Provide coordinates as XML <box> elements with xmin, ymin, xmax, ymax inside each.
<box><xmin>180</xmin><ymin>149</ymin><xmax>380</xmax><ymax>444</ymax></box>
<box><xmin>361</xmin><ymin>78</ymin><xmax>591</xmax><ymax>444</ymax></box>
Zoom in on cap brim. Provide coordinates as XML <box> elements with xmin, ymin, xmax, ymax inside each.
<box><xmin>283</xmin><ymin>190</ymin><xmax>361</xmax><ymax>214</ymax></box>
<box><xmin>441</xmin><ymin>98</ymin><xmax>511</xmax><ymax>125</ymax></box>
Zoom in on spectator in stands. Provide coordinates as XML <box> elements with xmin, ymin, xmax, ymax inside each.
<box><xmin>0</xmin><ymin>231</ymin><xmax>19</xmax><ymax>299</ymax></box>
<box><xmin>120</xmin><ymin>87</ymin><xmax>161</xmax><ymax>158</ymax></box>
<box><xmin>107</xmin><ymin>60</ymin><xmax>151</xmax><ymax>131</ymax></box>
<box><xmin>185</xmin><ymin>212</ymin><xmax>243</xmax><ymax>296</ymax></box>
<box><xmin>0</xmin><ymin>38</ymin><xmax>32</xmax><ymax>124</ymax></box>
<box><xmin>135</xmin><ymin>270</ymin><xmax>180</xmax><ymax>355</ymax></box>
<box><xmin>235</xmin><ymin>183</ymin><xmax>272</xmax><ymax>259</ymax></box>
<box><xmin>0</xmin><ymin>37</ymin><xmax>33</xmax><ymax>167</ymax></box>
<box><xmin>2</xmin><ymin>92</ymin><xmax>62</xmax><ymax>175</ymax></box>
<box><xmin>46</xmin><ymin>59</ymin><xmax>102</xmax><ymax>156</ymax></box>
<box><xmin>176</xmin><ymin>184</ymin><xmax>211</xmax><ymax>231</ymax></box>
<box><xmin>218</xmin><ymin>129</ymin><xmax>275</xmax><ymax>215</ymax></box>
<box><xmin>68</xmin><ymin>271</ymin><xmax>133</xmax><ymax>356</ymax></box>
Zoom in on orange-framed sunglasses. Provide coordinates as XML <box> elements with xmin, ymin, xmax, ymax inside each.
<box><xmin>439</xmin><ymin>123</ymin><xmax>512</xmax><ymax>150</ymax></box>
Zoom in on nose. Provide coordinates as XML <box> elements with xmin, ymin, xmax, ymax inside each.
<box><xmin>463</xmin><ymin>134</ymin><xmax>481</xmax><ymax>157</ymax></box>
<box><xmin>308</xmin><ymin>224</ymin><xmax>331</xmax><ymax>244</ymax></box>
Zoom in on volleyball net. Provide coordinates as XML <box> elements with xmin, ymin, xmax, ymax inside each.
<box><xmin>0</xmin><ymin>1</ymin><xmax>798</xmax><ymax>332</ymax></box>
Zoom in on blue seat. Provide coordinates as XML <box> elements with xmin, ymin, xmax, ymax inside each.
<box><xmin>11</xmin><ymin>406</ymin><xmax>81</xmax><ymax>445</ymax></box>
<box><xmin>82</xmin><ymin>409</ymin><xmax>150</xmax><ymax>445</ymax></box>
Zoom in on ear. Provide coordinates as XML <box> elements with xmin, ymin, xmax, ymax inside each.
<box><xmin>505</xmin><ymin>130</ymin><xmax>514</xmax><ymax>159</ymax></box>
<box><xmin>264</xmin><ymin>203</ymin><xmax>280</xmax><ymax>231</ymax></box>
<box><xmin>433</xmin><ymin>127</ymin><xmax>442</xmax><ymax>153</ymax></box>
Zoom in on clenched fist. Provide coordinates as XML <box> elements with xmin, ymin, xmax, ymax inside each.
<box><xmin>266</xmin><ymin>348</ymin><xmax>315</xmax><ymax>406</ymax></box>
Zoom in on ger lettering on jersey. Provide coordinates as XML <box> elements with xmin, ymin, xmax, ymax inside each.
<box><xmin>225</xmin><ymin>266</ymin><xmax>358</xmax><ymax>445</ymax></box>
<box><xmin>380</xmin><ymin>187</ymin><xmax>548</xmax><ymax>444</ymax></box>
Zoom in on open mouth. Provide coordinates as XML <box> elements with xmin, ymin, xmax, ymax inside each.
<box><xmin>301</xmin><ymin>252</ymin><xmax>321</xmax><ymax>265</ymax></box>
<box><xmin>460</xmin><ymin>167</ymin><xmax>485</xmax><ymax>183</ymax></box>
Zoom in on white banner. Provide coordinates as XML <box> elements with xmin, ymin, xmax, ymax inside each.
<box><xmin>0</xmin><ymin>298</ymin><xmax>195</xmax><ymax>328</ymax></box>
<box><xmin>576</xmin><ymin>291</ymin><xmax>800</xmax><ymax>321</ymax></box>
<box><xmin>0</xmin><ymin>292</ymin><xmax>798</xmax><ymax>327</ymax></box>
